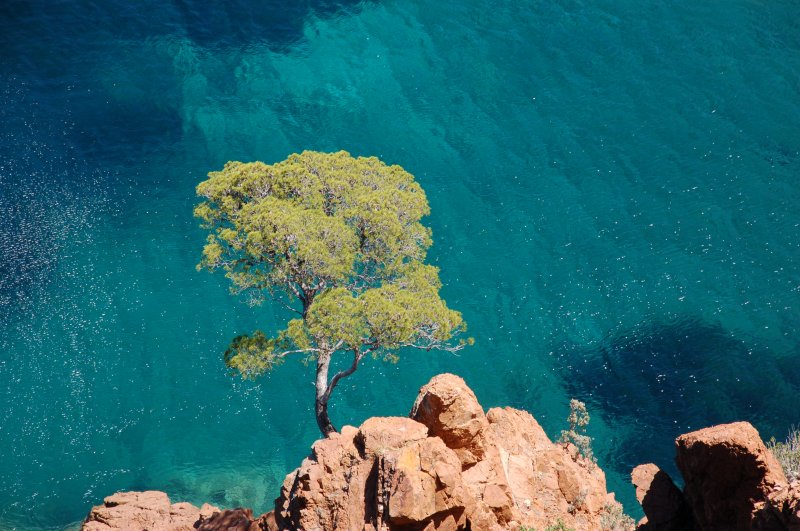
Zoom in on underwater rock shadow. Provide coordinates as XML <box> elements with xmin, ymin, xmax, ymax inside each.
<box><xmin>0</xmin><ymin>1</ymin><xmax>373</xmax><ymax>164</ymax></box>
<box><xmin>558</xmin><ymin>317</ymin><xmax>800</xmax><ymax>480</ymax></box>
<box><xmin>1</xmin><ymin>0</ymin><xmax>372</xmax><ymax>53</ymax></box>
<box><xmin>172</xmin><ymin>0</ymin><xmax>373</xmax><ymax>50</ymax></box>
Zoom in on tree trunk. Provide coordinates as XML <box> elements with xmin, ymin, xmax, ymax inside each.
<box><xmin>315</xmin><ymin>351</ymin><xmax>336</xmax><ymax>437</ymax></box>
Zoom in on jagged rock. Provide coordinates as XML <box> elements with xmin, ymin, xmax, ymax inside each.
<box><xmin>764</xmin><ymin>480</ymin><xmax>800</xmax><ymax>529</ymax></box>
<box><xmin>676</xmin><ymin>421</ymin><xmax>788</xmax><ymax>530</ymax></box>
<box><xmin>273</xmin><ymin>373</ymin><xmax>623</xmax><ymax>530</ymax></box>
<box><xmin>631</xmin><ymin>463</ymin><xmax>692</xmax><ymax>530</ymax></box>
<box><xmin>80</xmin><ymin>380</ymin><xmax>800</xmax><ymax>531</ymax></box>
<box><xmin>194</xmin><ymin>507</ymin><xmax>277</xmax><ymax>531</ymax></box>
<box><xmin>81</xmin><ymin>491</ymin><xmax>219</xmax><ymax>531</ymax></box>
<box><xmin>82</xmin><ymin>374</ymin><xmax>632</xmax><ymax>531</ymax></box>
<box><xmin>273</xmin><ymin>417</ymin><xmax>474</xmax><ymax>530</ymax></box>
<box><xmin>410</xmin><ymin>373</ymin><xmax>491</xmax><ymax>467</ymax></box>
<box><xmin>356</xmin><ymin>416</ymin><xmax>430</xmax><ymax>456</ymax></box>
<box><xmin>484</xmin><ymin>406</ymin><xmax>614</xmax><ymax>529</ymax></box>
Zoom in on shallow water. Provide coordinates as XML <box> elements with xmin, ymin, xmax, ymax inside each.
<box><xmin>1</xmin><ymin>1</ymin><xmax>799</xmax><ymax>527</ymax></box>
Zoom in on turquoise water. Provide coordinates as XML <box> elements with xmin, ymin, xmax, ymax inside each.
<box><xmin>2</xmin><ymin>1</ymin><xmax>800</xmax><ymax>528</ymax></box>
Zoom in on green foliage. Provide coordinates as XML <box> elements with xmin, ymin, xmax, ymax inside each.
<box><xmin>196</xmin><ymin>150</ymin><xmax>469</xmax><ymax>379</ymax></box>
<box><xmin>567</xmin><ymin>488</ymin><xmax>587</xmax><ymax>514</ymax></box>
<box><xmin>559</xmin><ymin>399</ymin><xmax>595</xmax><ymax>464</ymax></box>
<box><xmin>600</xmin><ymin>503</ymin><xmax>636</xmax><ymax>531</ymax></box>
<box><xmin>518</xmin><ymin>520</ymin><xmax>575</xmax><ymax>531</ymax></box>
<box><xmin>768</xmin><ymin>427</ymin><xmax>800</xmax><ymax>482</ymax></box>
<box><xmin>546</xmin><ymin>522</ymin><xmax>575</xmax><ymax>531</ymax></box>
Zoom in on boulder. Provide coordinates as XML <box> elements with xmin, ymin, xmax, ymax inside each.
<box><xmin>355</xmin><ymin>417</ymin><xmax>429</xmax><ymax>457</ymax></box>
<box><xmin>484</xmin><ymin>407</ymin><xmax>615</xmax><ymax>529</ymax></box>
<box><xmin>273</xmin><ymin>417</ymin><xmax>473</xmax><ymax>530</ymax></box>
<box><xmin>273</xmin><ymin>373</ymin><xmax>625</xmax><ymax>530</ymax></box>
<box><xmin>194</xmin><ymin>508</ymin><xmax>268</xmax><ymax>531</ymax></box>
<box><xmin>676</xmin><ymin>421</ymin><xmax>788</xmax><ymax>530</ymax></box>
<box><xmin>763</xmin><ymin>480</ymin><xmax>800</xmax><ymax>529</ymax></box>
<box><xmin>410</xmin><ymin>373</ymin><xmax>490</xmax><ymax>467</ymax></box>
<box><xmin>631</xmin><ymin>463</ymin><xmax>692</xmax><ymax>530</ymax></box>
<box><xmin>81</xmin><ymin>491</ymin><xmax>219</xmax><ymax>531</ymax></box>
<box><xmin>83</xmin><ymin>374</ymin><xmax>630</xmax><ymax>531</ymax></box>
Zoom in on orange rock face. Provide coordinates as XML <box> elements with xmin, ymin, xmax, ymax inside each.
<box><xmin>676</xmin><ymin>421</ymin><xmax>788</xmax><ymax>530</ymax></box>
<box><xmin>630</xmin><ymin>463</ymin><xmax>691</xmax><ymax>530</ymax></box>
<box><xmin>81</xmin><ymin>491</ymin><xmax>219</xmax><ymax>531</ymax></box>
<box><xmin>410</xmin><ymin>373</ymin><xmax>491</xmax><ymax>467</ymax></box>
<box><xmin>80</xmin><ymin>377</ymin><xmax>800</xmax><ymax>531</ymax></box>
<box><xmin>274</xmin><ymin>373</ymin><xmax>623</xmax><ymax>530</ymax></box>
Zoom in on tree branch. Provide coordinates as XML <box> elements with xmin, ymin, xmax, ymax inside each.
<box><xmin>322</xmin><ymin>348</ymin><xmax>365</xmax><ymax>404</ymax></box>
<box><xmin>398</xmin><ymin>341</ymin><xmax>466</xmax><ymax>353</ymax></box>
<box><xmin>276</xmin><ymin>347</ymin><xmax>320</xmax><ymax>358</ymax></box>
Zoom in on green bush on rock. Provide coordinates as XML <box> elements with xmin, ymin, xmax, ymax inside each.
<box><xmin>559</xmin><ymin>398</ymin><xmax>595</xmax><ymax>464</ymax></box>
<box><xmin>768</xmin><ymin>427</ymin><xmax>800</xmax><ymax>482</ymax></box>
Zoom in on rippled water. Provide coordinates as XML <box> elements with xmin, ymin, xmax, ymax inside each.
<box><xmin>2</xmin><ymin>1</ymin><xmax>799</xmax><ymax>528</ymax></box>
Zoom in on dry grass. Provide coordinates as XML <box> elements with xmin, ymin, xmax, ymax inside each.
<box><xmin>768</xmin><ymin>427</ymin><xmax>800</xmax><ymax>482</ymax></box>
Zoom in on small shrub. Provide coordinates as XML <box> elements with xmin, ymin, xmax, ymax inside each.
<box><xmin>519</xmin><ymin>520</ymin><xmax>575</xmax><ymax>531</ymax></box>
<box><xmin>559</xmin><ymin>399</ymin><xmax>595</xmax><ymax>464</ymax></box>
<box><xmin>567</xmin><ymin>488</ymin><xmax>588</xmax><ymax>514</ymax></box>
<box><xmin>600</xmin><ymin>503</ymin><xmax>635</xmax><ymax>531</ymax></box>
<box><xmin>768</xmin><ymin>427</ymin><xmax>800</xmax><ymax>482</ymax></box>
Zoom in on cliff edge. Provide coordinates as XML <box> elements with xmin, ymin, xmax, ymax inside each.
<box><xmin>81</xmin><ymin>373</ymin><xmax>800</xmax><ymax>530</ymax></box>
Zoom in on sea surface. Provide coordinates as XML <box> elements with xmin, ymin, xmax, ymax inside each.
<box><xmin>1</xmin><ymin>1</ymin><xmax>799</xmax><ymax>528</ymax></box>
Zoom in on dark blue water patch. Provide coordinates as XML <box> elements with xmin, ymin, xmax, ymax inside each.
<box><xmin>0</xmin><ymin>1</ymin><xmax>369</xmax><ymax>167</ymax></box>
<box><xmin>0</xmin><ymin>0</ymin><xmax>368</xmax><ymax>67</ymax></box>
<box><xmin>558</xmin><ymin>317</ymin><xmax>800</xmax><ymax>483</ymax></box>
<box><xmin>172</xmin><ymin>0</ymin><xmax>369</xmax><ymax>51</ymax></box>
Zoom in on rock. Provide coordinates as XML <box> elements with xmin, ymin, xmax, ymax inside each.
<box><xmin>81</xmin><ymin>379</ymin><xmax>800</xmax><ymax>531</ymax></box>
<box><xmin>195</xmin><ymin>508</ymin><xmax>266</xmax><ymax>531</ymax></box>
<box><xmin>382</xmin><ymin>436</ymin><xmax>472</xmax><ymax>527</ymax></box>
<box><xmin>273</xmin><ymin>416</ymin><xmax>472</xmax><ymax>530</ymax></box>
<box><xmin>355</xmin><ymin>417</ymin><xmax>429</xmax><ymax>457</ymax></box>
<box><xmin>81</xmin><ymin>491</ymin><xmax>219</xmax><ymax>531</ymax></box>
<box><xmin>274</xmin><ymin>425</ymin><xmax>372</xmax><ymax>530</ymax></box>
<box><xmin>82</xmin><ymin>374</ymin><xmax>630</xmax><ymax>531</ymax></box>
<box><xmin>631</xmin><ymin>463</ymin><xmax>692</xmax><ymax>530</ymax></box>
<box><xmin>272</xmin><ymin>373</ymin><xmax>624</xmax><ymax>530</ymax></box>
<box><xmin>484</xmin><ymin>407</ymin><xmax>616</xmax><ymax>530</ymax></box>
<box><xmin>676</xmin><ymin>421</ymin><xmax>788</xmax><ymax>530</ymax></box>
<box><xmin>410</xmin><ymin>373</ymin><xmax>490</xmax><ymax>467</ymax></box>
<box><xmin>764</xmin><ymin>481</ymin><xmax>800</xmax><ymax>529</ymax></box>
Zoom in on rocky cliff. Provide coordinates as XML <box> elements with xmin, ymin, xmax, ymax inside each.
<box><xmin>81</xmin><ymin>374</ymin><xmax>800</xmax><ymax>531</ymax></box>
<box><xmin>633</xmin><ymin>421</ymin><xmax>800</xmax><ymax>530</ymax></box>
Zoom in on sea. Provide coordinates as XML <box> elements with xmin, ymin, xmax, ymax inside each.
<box><xmin>1</xmin><ymin>1</ymin><xmax>799</xmax><ymax>528</ymax></box>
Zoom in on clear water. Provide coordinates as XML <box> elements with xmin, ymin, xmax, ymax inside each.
<box><xmin>2</xmin><ymin>1</ymin><xmax>799</xmax><ymax>528</ymax></box>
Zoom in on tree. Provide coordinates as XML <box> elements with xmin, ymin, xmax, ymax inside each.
<box><xmin>195</xmin><ymin>150</ymin><xmax>471</xmax><ymax>437</ymax></box>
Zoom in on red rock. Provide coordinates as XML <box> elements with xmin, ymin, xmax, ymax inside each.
<box><xmin>269</xmin><ymin>374</ymin><xmax>628</xmax><ymax>530</ymax></box>
<box><xmin>764</xmin><ymin>481</ymin><xmax>800</xmax><ymax>529</ymax></box>
<box><xmin>195</xmin><ymin>508</ymin><xmax>259</xmax><ymax>531</ymax></box>
<box><xmin>631</xmin><ymin>463</ymin><xmax>691</xmax><ymax>530</ymax></box>
<box><xmin>484</xmin><ymin>407</ymin><xmax>616</xmax><ymax>529</ymax></box>
<box><xmin>355</xmin><ymin>416</ymin><xmax>429</xmax><ymax>457</ymax></box>
<box><xmin>676</xmin><ymin>421</ymin><xmax>788</xmax><ymax>530</ymax></box>
<box><xmin>81</xmin><ymin>491</ymin><xmax>219</xmax><ymax>531</ymax></box>
<box><xmin>410</xmin><ymin>373</ymin><xmax>490</xmax><ymax>467</ymax></box>
<box><xmin>83</xmin><ymin>374</ymin><xmax>631</xmax><ymax>531</ymax></box>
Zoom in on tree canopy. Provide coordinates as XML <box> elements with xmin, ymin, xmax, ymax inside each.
<box><xmin>195</xmin><ymin>150</ymin><xmax>470</xmax><ymax>436</ymax></box>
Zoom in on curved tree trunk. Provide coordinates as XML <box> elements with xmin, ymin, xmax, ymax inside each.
<box><xmin>315</xmin><ymin>352</ymin><xmax>337</xmax><ymax>437</ymax></box>
<box><xmin>314</xmin><ymin>348</ymin><xmax>365</xmax><ymax>438</ymax></box>
<box><xmin>315</xmin><ymin>397</ymin><xmax>336</xmax><ymax>437</ymax></box>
